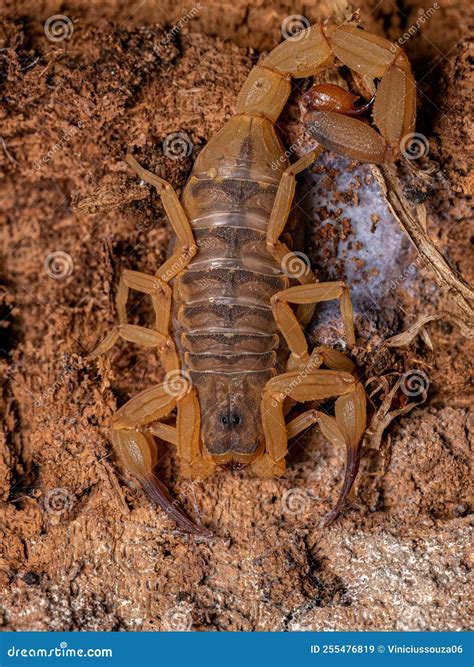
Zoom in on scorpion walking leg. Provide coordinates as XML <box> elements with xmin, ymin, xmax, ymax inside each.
<box><xmin>176</xmin><ymin>389</ymin><xmax>216</xmax><ymax>479</ymax></box>
<box><xmin>91</xmin><ymin>154</ymin><xmax>199</xmax><ymax>359</ymax></box>
<box><xmin>111</xmin><ymin>382</ymin><xmax>212</xmax><ymax>536</ymax></box>
<box><xmin>125</xmin><ymin>155</ymin><xmax>198</xmax><ymax>282</ymax></box>
<box><xmin>271</xmin><ymin>282</ymin><xmax>356</xmax><ymax>369</ymax></box>
<box><xmin>89</xmin><ymin>158</ymin><xmax>211</xmax><ymax>534</ymax></box>
<box><xmin>266</xmin><ymin>148</ymin><xmax>322</xmax><ymax>282</ymax></box>
<box><xmin>256</xmin><ymin>365</ymin><xmax>366</xmax><ymax>525</ymax></box>
<box><xmin>266</xmin><ymin>149</ymin><xmax>323</xmax><ymax>327</ymax></box>
<box><xmin>92</xmin><ymin>336</ymin><xmax>211</xmax><ymax>533</ymax></box>
<box><xmin>88</xmin><ymin>270</ymin><xmax>179</xmax><ymax>371</ymax></box>
<box><xmin>89</xmin><ymin>157</ymin><xmax>199</xmax><ymax>366</ymax></box>
<box><xmin>115</xmin><ymin>270</ymin><xmax>172</xmax><ymax>332</ymax></box>
<box><xmin>253</xmin><ymin>367</ymin><xmax>355</xmax><ymax>477</ymax></box>
<box><xmin>285</xmin><ymin>393</ymin><xmax>367</xmax><ymax>524</ymax></box>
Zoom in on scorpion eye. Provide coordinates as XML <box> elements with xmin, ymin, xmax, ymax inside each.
<box><xmin>220</xmin><ymin>412</ymin><xmax>241</xmax><ymax>428</ymax></box>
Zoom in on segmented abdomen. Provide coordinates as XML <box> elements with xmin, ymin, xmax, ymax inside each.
<box><xmin>173</xmin><ymin>186</ymin><xmax>288</xmax><ymax>379</ymax></box>
<box><xmin>171</xmin><ymin>115</ymin><xmax>291</xmax><ymax>381</ymax></box>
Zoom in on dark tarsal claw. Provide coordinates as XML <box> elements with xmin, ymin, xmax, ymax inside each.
<box><xmin>140</xmin><ymin>474</ymin><xmax>213</xmax><ymax>538</ymax></box>
<box><xmin>322</xmin><ymin>440</ymin><xmax>361</xmax><ymax>528</ymax></box>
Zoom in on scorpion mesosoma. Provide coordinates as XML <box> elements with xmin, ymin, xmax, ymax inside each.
<box><xmin>89</xmin><ymin>22</ymin><xmax>416</xmax><ymax>535</ymax></box>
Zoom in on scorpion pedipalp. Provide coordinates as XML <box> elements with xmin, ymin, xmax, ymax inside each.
<box><xmin>111</xmin><ymin>389</ymin><xmax>213</xmax><ymax>537</ymax></box>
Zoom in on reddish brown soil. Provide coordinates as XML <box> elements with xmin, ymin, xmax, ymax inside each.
<box><xmin>0</xmin><ymin>1</ymin><xmax>472</xmax><ymax>631</ymax></box>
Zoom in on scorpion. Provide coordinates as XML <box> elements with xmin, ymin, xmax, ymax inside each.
<box><xmin>89</xmin><ymin>21</ymin><xmax>416</xmax><ymax>535</ymax></box>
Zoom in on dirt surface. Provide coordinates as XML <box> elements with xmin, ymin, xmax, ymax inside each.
<box><xmin>0</xmin><ymin>1</ymin><xmax>472</xmax><ymax>631</ymax></box>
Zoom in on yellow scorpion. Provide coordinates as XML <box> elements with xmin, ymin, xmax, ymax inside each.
<box><xmin>89</xmin><ymin>21</ymin><xmax>416</xmax><ymax>535</ymax></box>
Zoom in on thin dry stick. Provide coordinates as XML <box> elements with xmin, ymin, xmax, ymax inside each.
<box><xmin>373</xmin><ymin>164</ymin><xmax>474</xmax><ymax>340</ymax></box>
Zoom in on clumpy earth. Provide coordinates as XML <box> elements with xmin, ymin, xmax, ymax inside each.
<box><xmin>0</xmin><ymin>0</ymin><xmax>472</xmax><ymax>631</ymax></box>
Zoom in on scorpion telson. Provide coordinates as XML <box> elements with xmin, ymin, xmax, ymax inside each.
<box><xmin>301</xmin><ymin>83</ymin><xmax>376</xmax><ymax>118</ymax></box>
<box><xmin>89</xmin><ymin>22</ymin><xmax>416</xmax><ymax>535</ymax></box>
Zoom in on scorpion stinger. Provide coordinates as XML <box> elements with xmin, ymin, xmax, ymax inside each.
<box><xmin>88</xmin><ymin>19</ymin><xmax>416</xmax><ymax>533</ymax></box>
<box><xmin>261</xmin><ymin>23</ymin><xmax>416</xmax><ymax>163</ymax></box>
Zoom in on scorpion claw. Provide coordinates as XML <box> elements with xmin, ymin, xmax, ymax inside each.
<box><xmin>322</xmin><ymin>440</ymin><xmax>361</xmax><ymax>528</ymax></box>
<box><xmin>140</xmin><ymin>473</ymin><xmax>213</xmax><ymax>538</ymax></box>
<box><xmin>323</xmin><ymin>382</ymin><xmax>366</xmax><ymax>527</ymax></box>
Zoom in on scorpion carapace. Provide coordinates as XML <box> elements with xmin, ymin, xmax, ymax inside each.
<box><xmin>89</xmin><ymin>22</ymin><xmax>416</xmax><ymax>535</ymax></box>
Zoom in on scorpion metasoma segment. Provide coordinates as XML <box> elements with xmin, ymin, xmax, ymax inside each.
<box><xmin>89</xmin><ymin>22</ymin><xmax>416</xmax><ymax>535</ymax></box>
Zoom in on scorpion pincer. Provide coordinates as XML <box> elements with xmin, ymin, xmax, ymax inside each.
<box><xmin>89</xmin><ymin>22</ymin><xmax>416</xmax><ymax>535</ymax></box>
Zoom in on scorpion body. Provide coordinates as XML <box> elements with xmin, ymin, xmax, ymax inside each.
<box><xmin>172</xmin><ymin>115</ymin><xmax>291</xmax><ymax>463</ymax></box>
<box><xmin>89</xmin><ymin>23</ymin><xmax>416</xmax><ymax>534</ymax></box>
